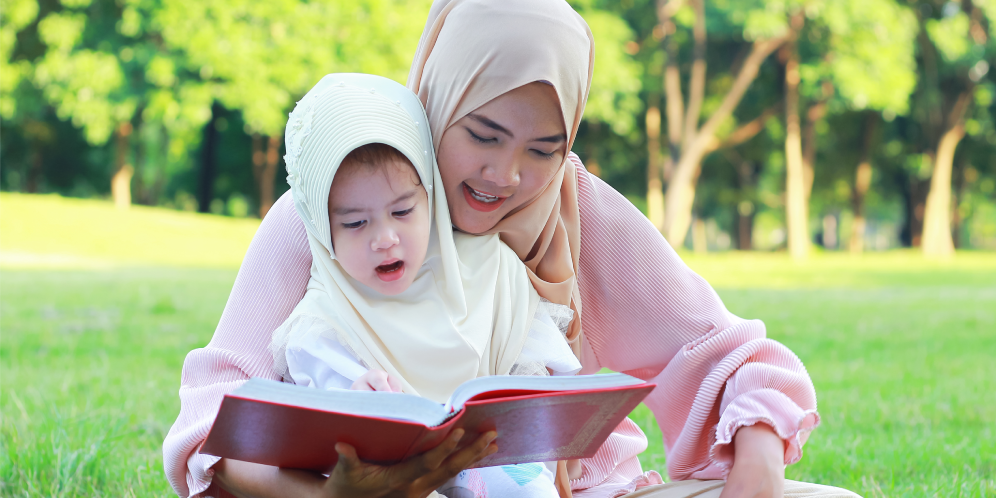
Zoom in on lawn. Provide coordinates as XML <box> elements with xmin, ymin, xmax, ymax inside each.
<box><xmin>1</xmin><ymin>194</ymin><xmax>994</xmax><ymax>497</ymax></box>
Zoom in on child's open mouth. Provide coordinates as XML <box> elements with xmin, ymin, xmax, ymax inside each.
<box><xmin>375</xmin><ymin>260</ymin><xmax>405</xmax><ymax>282</ymax></box>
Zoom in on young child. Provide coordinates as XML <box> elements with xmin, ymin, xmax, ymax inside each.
<box><xmin>268</xmin><ymin>74</ymin><xmax>580</xmax><ymax>498</ymax></box>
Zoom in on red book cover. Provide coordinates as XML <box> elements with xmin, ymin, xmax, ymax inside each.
<box><xmin>200</xmin><ymin>375</ymin><xmax>654</xmax><ymax>473</ymax></box>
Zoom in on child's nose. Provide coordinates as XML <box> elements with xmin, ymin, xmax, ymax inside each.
<box><xmin>371</xmin><ymin>227</ymin><xmax>400</xmax><ymax>251</ymax></box>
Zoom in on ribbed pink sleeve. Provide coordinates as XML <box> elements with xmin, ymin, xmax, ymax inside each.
<box><xmin>163</xmin><ymin>155</ymin><xmax>819</xmax><ymax>498</ymax></box>
<box><xmin>163</xmin><ymin>195</ymin><xmax>311</xmax><ymax>497</ymax></box>
<box><xmin>571</xmin><ymin>156</ymin><xmax>819</xmax><ymax>484</ymax></box>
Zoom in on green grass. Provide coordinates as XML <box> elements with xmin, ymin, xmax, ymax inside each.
<box><xmin>1</xmin><ymin>193</ymin><xmax>257</xmax><ymax>269</ymax></box>
<box><xmin>2</xmin><ymin>194</ymin><xmax>995</xmax><ymax>496</ymax></box>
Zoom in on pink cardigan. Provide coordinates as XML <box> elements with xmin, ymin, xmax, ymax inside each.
<box><xmin>163</xmin><ymin>156</ymin><xmax>819</xmax><ymax>498</ymax></box>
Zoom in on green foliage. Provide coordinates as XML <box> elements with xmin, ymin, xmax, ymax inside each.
<box><xmin>817</xmin><ymin>0</ymin><xmax>919</xmax><ymax>115</ymax></box>
<box><xmin>0</xmin><ymin>0</ymin><xmax>39</xmax><ymax>118</ymax></box>
<box><xmin>154</xmin><ymin>0</ymin><xmax>431</xmax><ymax>135</ymax></box>
<box><xmin>30</xmin><ymin>4</ymin><xmax>135</xmax><ymax>145</ymax></box>
<box><xmin>3</xmin><ymin>0</ymin><xmax>996</xmax><ymax>250</ymax></box>
<box><xmin>927</xmin><ymin>12</ymin><xmax>973</xmax><ymax>62</ymax></box>
<box><xmin>577</xmin><ymin>9</ymin><xmax>643</xmax><ymax>137</ymax></box>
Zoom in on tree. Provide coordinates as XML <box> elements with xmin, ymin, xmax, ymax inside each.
<box><xmin>918</xmin><ymin>0</ymin><xmax>993</xmax><ymax>257</ymax></box>
<box><xmin>154</xmin><ymin>0</ymin><xmax>433</xmax><ymax>217</ymax></box>
<box><xmin>785</xmin><ymin>0</ymin><xmax>919</xmax><ymax>257</ymax></box>
<box><xmin>1</xmin><ymin>0</ymin><xmax>39</xmax><ymax>120</ymax></box>
<box><xmin>655</xmin><ymin>0</ymin><xmax>790</xmax><ymax>247</ymax></box>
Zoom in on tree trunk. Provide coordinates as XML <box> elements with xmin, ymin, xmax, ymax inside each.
<box><xmin>26</xmin><ymin>144</ymin><xmax>42</xmax><ymax>193</ymax></box>
<box><xmin>198</xmin><ymin>102</ymin><xmax>221</xmax><ymax>213</ymax></box>
<box><xmin>646</xmin><ymin>102</ymin><xmax>665</xmax><ymax>229</ymax></box>
<box><xmin>661</xmin><ymin>13</ymin><xmax>682</xmax><ymax>199</ymax></box>
<box><xmin>921</xmin><ymin>125</ymin><xmax>964</xmax><ymax>257</ymax></box>
<box><xmin>263</xmin><ymin>135</ymin><xmax>282</xmax><ymax>217</ymax></box>
<box><xmin>735</xmin><ymin>160</ymin><xmax>757</xmax><ymax>251</ymax></box>
<box><xmin>682</xmin><ymin>0</ymin><xmax>706</xmax><ymax>152</ymax></box>
<box><xmin>251</xmin><ymin>133</ymin><xmax>281</xmax><ymax>218</ymax></box>
<box><xmin>849</xmin><ymin>113</ymin><xmax>878</xmax><ymax>253</ymax></box>
<box><xmin>692</xmin><ymin>217</ymin><xmax>707</xmax><ymax>253</ymax></box>
<box><xmin>908</xmin><ymin>178</ymin><xmax>930</xmax><ymax>247</ymax></box>
<box><xmin>585</xmin><ymin>121</ymin><xmax>602</xmax><ymax>177</ymax></box>
<box><xmin>802</xmin><ymin>101</ymin><xmax>827</xmax><ymax>202</ymax></box>
<box><xmin>951</xmin><ymin>160</ymin><xmax>967</xmax><ymax>248</ymax></box>
<box><xmin>662</xmin><ymin>36</ymin><xmax>786</xmax><ymax>246</ymax></box>
<box><xmin>737</xmin><ymin>205</ymin><xmax>754</xmax><ymax>250</ymax></box>
<box><xmin>134</xmin><ymin>122</ymin><xmax>148</xmax><ymax>205</ymax></box>
<box><xmin>111</xmin><ymin>122</ymin><xmax>134</xmax><ymax>210</ymax></box>
<box><xmin>783</xmin><ymin>28</ymin><xmax>808</xmax><ymax>260</ymax></box>
<box><xmin>922</xmin><ymin>90</ymin><xmax>972</xmax><ymax>257</ymax></box>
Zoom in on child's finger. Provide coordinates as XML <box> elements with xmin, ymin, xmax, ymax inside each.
<box><xmin>387</xmin><ymin>374</ymin><xmax>403</xmax><ymax>393</ymax></box>
<box><xmin>369</xmin><ymin>372</ymin><xmax>394</xmax><ymax>392</ymax></box>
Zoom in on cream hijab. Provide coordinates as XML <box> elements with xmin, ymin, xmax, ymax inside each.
<box><xmin>407</xmin><ymin>0</ymin><xmax>594</xmax><ymax>355</ymax></box>
<box><xmin>279</xmin><ymin>73</ymin><xmax>538</xmax><ymax>403</ymax></box>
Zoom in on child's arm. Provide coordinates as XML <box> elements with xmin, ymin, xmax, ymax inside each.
<box><xmin>350</xmin><ymin>369</ymin><xmax>404</xmax><ymax>392</ymax></box>
<box><xmin>282</xmin><ymin>317</ymin><xmax>368</xmax><ymax>390</ymax></box>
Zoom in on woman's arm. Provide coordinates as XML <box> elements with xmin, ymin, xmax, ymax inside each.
<box><xmin>213</xmin><ymin>430</ymin><xmax>498</xmax><ymax>498</ymax></box>
<box><xmin>163</xmin><ymin>192</ymin><xmax>313</xmax><ymax>497</ymax></box>
<box><xmin>571</xmin><ymin>155</ymin><xmax>818</xmax><ymax>482</ymax></box>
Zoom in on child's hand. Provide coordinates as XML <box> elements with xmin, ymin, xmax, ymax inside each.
<box><xmin>351</xmin><ymin>369</ymin><xmax>404</xmax><ymax>392</ymax></box>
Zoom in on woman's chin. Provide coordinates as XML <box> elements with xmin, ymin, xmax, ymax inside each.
<box><xmin>450</xmin><ymin>203</ymin><xmax>503</xmax><ymax>234</ymax></box>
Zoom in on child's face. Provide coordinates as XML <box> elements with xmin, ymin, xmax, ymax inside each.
<box><xmin>328</xmin><ymin>160</ymin><xmax>430</xmax><ymax>296</ymax></box>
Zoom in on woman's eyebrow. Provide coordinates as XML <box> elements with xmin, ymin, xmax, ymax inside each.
<box><xmin>468</xmin><ymin>113</ymin><xmax>566</xmax><ymax>144</ymax></box>
<box><xmin>468</xmin><ymin>113</ymin><xmax>513</xmax><ymax>137</ymax></box>
<box><xmin>533</xmin><ymin>133</ymin><xmax>567</xmax><ymax>143</ymax></box>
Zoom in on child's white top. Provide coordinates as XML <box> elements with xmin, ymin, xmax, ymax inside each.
<box><xmin>272</xmin><ymin>299</ymin><xmax>581</xmax><ymax>390</ymax></box>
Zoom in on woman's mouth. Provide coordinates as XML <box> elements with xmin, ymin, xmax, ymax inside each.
<box><xmin>375</xmin><ymin>260</ymin><xmax>405</xmax><ymax>282</ymax></box>
<box><xmin>462</xmin><ymin>183</ymin><xmax>507</xmax><ymax>212</ymax></box>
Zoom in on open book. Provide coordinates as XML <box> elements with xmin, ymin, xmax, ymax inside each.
<box><xmin>200</xmin><ymin>373</ymin><xmax>654</xmax><ymax>472</ymax></box>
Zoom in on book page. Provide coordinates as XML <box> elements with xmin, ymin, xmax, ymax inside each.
<box><xmin>234</xmin><ymin>378</ymin><xmax>450</xmax><ymax>426</ymax></box>
<box><xmin>444</xmin><ymin>373</ymin><xmax>646</xmax><ymax>413</ymax></box>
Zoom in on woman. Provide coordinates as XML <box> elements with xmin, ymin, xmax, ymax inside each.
<box><xmin>164</xmin><ymin>1</ymin><xmax>857</xmax><ymax>497</ymax></box>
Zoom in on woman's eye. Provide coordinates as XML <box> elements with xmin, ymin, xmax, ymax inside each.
<box><xmin>466</xmin><ymin>128</ymin><xmax>497</xmax><ymax>144</ymax></box>
<box><xmin>342</xmin><ymin>220</ymin><xmax>365</xmax><ymax>229</ymax></box>
<box><xmin>393</xmin><ymin>207</ymin><xmax>415</xmax><ymax>217</ymax></box>
<box><xmin>532</xmin><ymin>149</ymin><xmax>557</xmax><ymax>159</ymax></box>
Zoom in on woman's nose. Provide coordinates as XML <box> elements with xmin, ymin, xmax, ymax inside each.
<box><xmin>370</xmin><ymin>226</ymin><xmax>401</xmax><ymax>251</ymax></box>
<box><xmin>481</xmin><ymin>152</ymin><xmax>521</xmax><ymax>188</ymax></box>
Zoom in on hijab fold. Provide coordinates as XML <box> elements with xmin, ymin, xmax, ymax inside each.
<box><xmin>407</xmin><ymin>0</ymin><xmax>594</xmax><ymax>356</ymax></box>
<box><xmin>279</xmin><ymin>73</ymin><xmax>538</xmax><ymax>404</ymax></box>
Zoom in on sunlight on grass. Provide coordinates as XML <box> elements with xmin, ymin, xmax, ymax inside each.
<box><xmin>2</xmin><ymin>195</ymin><xmax>994</xmax><ymax>496</ymax></box>
<box><xmin>0</xmin><ymin>193</ymin><xmax>259</xmax><ymax>269</ymax></box>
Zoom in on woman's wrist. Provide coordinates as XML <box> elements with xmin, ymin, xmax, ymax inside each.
<box><xmin>719</xmin><ymin>424</ymin><xmax>785</xmax><ymax>498</ymax></box>
<box><xmin>732</xmin><ymin>423</ymin><xmax>785</xmax><ymax>465</ymax></box>
<box><xmin>213</xmin><ymin>458</ymin><xmax>327</xmax><ymax>498</ymax></box>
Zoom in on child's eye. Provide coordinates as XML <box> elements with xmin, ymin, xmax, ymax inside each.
<box><xmin>342</xmin><ymin>220</ymin><xmax>365</xmax><ymax>229</ymax></box>
<box><xmin>466</xmin><ymin>128</ymin><xmax>498</xmax><ymax>144</ymax></box>
<box><xmin>392</xmin><ymin>207</ymin><xmax>415</xmax><ymax>217</ymax></box>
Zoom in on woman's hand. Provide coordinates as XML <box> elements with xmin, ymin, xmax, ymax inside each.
<box><xmin>324</xmin><ymin>428</ymin><xmax>497</xmax><ymax>498</ymax></box>
<box><xmin>351</xmin><ymin>369</ymin><xmax>403</xmax><ymax>392</ymax></box>
<box><xmin>718</xmin><ymin>424</ymin><xmax>785</xmax><ymax>498</ymax></box>
<box><xmin>215</xmin><ymin>429</ymin><xmax>497</xmax><ymax>498</ymax></box>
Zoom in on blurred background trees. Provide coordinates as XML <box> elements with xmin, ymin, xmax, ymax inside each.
<box><xmin>3</xmin><ymin>0</ymin><xmax>995</xmax><ymax>255</ymax></box>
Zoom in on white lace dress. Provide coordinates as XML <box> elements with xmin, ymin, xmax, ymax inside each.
<box><xmin>269</xmin><ymin>299</ymin><xmax>580</xmax><ymax>498</ymax></box>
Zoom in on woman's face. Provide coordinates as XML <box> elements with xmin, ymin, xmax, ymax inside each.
<box><xmin>436</xmin><ymin>82</ymin><xmax>567</xmax><ymax>234</ymax></box>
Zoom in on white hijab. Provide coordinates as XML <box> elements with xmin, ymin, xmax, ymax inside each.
<box><xmin>277</xmin><ymin>74</ymin><xmax>538</xmax><ymax>403</ymax></box>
